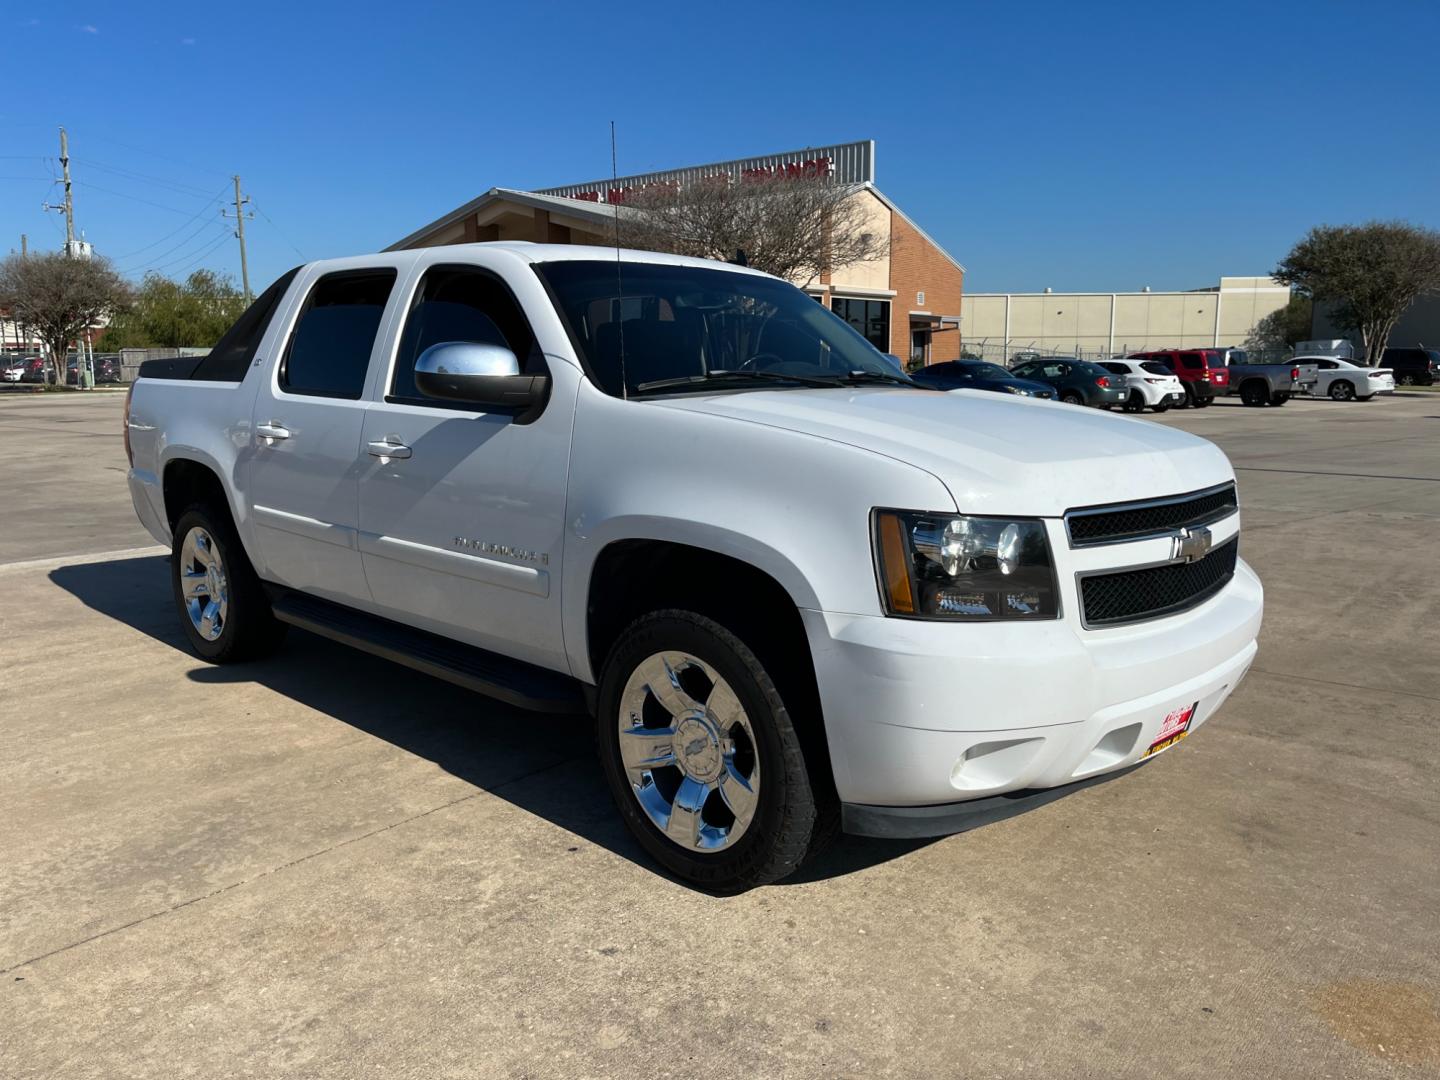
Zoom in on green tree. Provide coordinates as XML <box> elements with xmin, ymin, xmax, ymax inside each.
<box><xmin>0</xmin><ymin>251</ymin><xmax>132</xmax><ymax>383</ymax></box>
<box><xmin>1273</xmin><ymin>221</ymin><xmax>1440</xmax><ymax>365</ymax></box>
<box><xmin>1244</xmin><ymin>293</ymin><xmax>1312</xmax><ymax>356</ymax></box>
<box><xmin>103</xmin><ymin>269</ymin><xmax>248</xmax><ymax>349</ymax></box>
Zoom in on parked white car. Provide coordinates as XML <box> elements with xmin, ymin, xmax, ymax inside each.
<box><xmin>1295</xmin><ymin>356</ymin><xmax>1395</xmax><ymax>401</ymax></box>
<box><xmin>1099</xmin><ymin>359</ymin><xmax>1186</xmax><ymax>413</ymax></box>
<box><xmin>124</xmin><ymin>244</ymin><xmax>1263</xmax><ymax>891</ymax></box>
<box><xmin>2</xmin><ymin>363</ymin><xmax>24</xmax><ymax>382</ymax></box>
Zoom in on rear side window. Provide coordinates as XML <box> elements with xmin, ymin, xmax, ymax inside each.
<box><xmin>1179</xmin><ymin>353</ymin><xmax>1203</xmax><ymax>370</ymax></box>
<box><xmin>1140</xmin><ymin>361</ymin><xmax>1172</xmax><ymax>376</ymax></box>
<box><xmin>281</xmin><ymin>269</ymin><xmax>396</xmax><ymax>399</ymax></box>
<box><xmin>190</xmin><ymin>267</ymin><xmax>301</xmax><ymax>382</ymax></box>
<box><xmin>390</xmin><ymin>265</ymin><xmax>541</xmax><ymax>403</ymax></box>
<box><xmin>1100</xmin><ymin>362</ymin><xmax>1128</xmax><ymax>375</ymax></box>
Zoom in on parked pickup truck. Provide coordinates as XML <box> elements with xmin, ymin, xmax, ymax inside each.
<box><xmin>1223</xmin><ymin>356</ymin><xmax>1316</xmax><ymax>406</ymax></box>
<box><xmin>124</xmin><ymin>244</ymin><xmax>1263</xmax><ymax>891</ymax></box>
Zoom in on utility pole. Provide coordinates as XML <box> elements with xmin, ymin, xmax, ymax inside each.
<box><xmin>20</xmin><ymin>234</ymin><xmax>27</xmax><ymax>257</ymax></box>
<box><xmin>221</xmin><ymin>175</ymin><xmax>254</xmax><ymax>301</ymax></box>
<box><xmin>42</xmin><ymin>127</ymin><xmax>77</xmax><ymax>256</ymax></box>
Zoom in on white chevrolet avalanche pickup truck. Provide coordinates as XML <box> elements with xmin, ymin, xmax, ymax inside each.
<box><xmin>125</xmin><ymin>243</ymin><xmax>1263</xmax><ymax>891</ymax></box>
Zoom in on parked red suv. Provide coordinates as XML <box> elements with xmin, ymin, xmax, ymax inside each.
<box><xmin>1127</xmin><ymin>349</ymin><xmax>1230</xmax><ymax>407</ymax></box>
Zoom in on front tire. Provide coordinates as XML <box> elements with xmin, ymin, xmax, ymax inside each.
<box><xmin>1060</xmin><ymin>390</ymin><xmax>1083</xmax><ymax>405</ymax></box>
<box><xmin>170</xmin><ymin>504</ymin><xmax>287</xmax><ymax>663</ymax></box>
<box><xmin>596</xmin><ymin>610</ymin><xmax>820</xmax><ymax>892</ymax></box>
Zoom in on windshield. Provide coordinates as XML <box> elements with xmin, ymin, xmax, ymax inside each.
<box><xmin>961</xmin><ymin>362</ymin><xmax>1013</xmax><ymax>379</ymax></box>
<box><xmin>536</xmin><ymin>260</ymin><xmax>903</xmax><ymax>397</ymax></box>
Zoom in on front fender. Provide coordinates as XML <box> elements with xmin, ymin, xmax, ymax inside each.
<box><xmin>560</xmin><ymin>384</ymin><xmax>955</xmax><ymax>682</ymax></box>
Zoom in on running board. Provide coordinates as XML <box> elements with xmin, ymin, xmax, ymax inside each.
<box><xmin>268</xmin><ymin>588</ymin><xmax>586</xmax><ymax>714</ymax></box>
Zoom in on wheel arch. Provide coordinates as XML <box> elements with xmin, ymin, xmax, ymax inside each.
<box><xmin>161</xmin><ymin>452</ymin><xmax>241</xmax><ymax>536</ymax></box>
<box><xmin>579</xmin><ymin>536</ymin><xmax>832</xmax><ymax>793</ymax></box>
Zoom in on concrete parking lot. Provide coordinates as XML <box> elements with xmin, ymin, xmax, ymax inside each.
<box><xmin>3</xmin><ymin>390</ymin><xmax>1438</xmax><ymax>1078</ymax></box>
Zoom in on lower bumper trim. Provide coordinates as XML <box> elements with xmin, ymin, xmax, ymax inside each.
<box><xmin>841</xmin><ymin>762</ymin><xmax>1142</xmax><ymax>840</ymax></box>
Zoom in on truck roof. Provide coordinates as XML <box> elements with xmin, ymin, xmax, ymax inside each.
<box><xmin>296</xmin><ymin>243</ymin><xmax>777</xmax><ymax>281</ymax></box>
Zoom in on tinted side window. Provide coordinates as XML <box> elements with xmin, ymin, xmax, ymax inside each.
<box><xmin>282</xmin><ymin>270</ymin><xmax>396</xmax><ymax>399</ymax></box>
<box><xmin>1179</xmin><ymin>354</ymin><xmax>1202</xmax><ymax>370</ymax></box>
<box><xmin>191</xmin><ymin>266</ymin><xmax>301</xmax><ymax>382</ymax></box>
<box><xmin>1140</xmin><ymin>361</ymin><xmax>1172</xmax><ymax>376</ymax></box>
<box><xmin>1100</xmin><ymin>362</ymin><xmax>1128</xmax><ymax>375</ymax></box>
<box><xmin>390</xmin><ymin>266</ymin><xmax>540</xmax><ymax>403</ymax></box>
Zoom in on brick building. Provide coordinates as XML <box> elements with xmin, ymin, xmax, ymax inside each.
<box><xmin>387</xmin><ymin>141</ymin><xmax>965</xmax><ymax>366</ymax></box>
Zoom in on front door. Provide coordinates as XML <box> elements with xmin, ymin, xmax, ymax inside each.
<box><xmin>355</xmin><ymin>263</ymin><xmax>573</xmax><ymax>672</ymax></box>
<box><xmin>247</xmin><ymin>267</ymin><xmax>398</xmax><ymax>604</ymax></box>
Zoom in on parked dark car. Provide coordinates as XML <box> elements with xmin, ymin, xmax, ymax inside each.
<box><xmin>910</xmin><ymin>360</ymin><xmax>1056</xmax><ymax>399</ymax></box>
<box><xmin>1381</xmin><ymin>347</ymin><xmax>1439</xmax><ymax>386</ymax></box>
<box><xmin>1126</xmin><ymin>349</ymin><xmax>1233</xmax><ymax>407</ymax></box>
<box><xmin>19</xmin><ymin>357</ymin><xmax>48</xmax><ymax>383</ymax></box>
<box><xmin>65</xmin><ymin>354</ymin><xmax>123</xmax><ymax>385</ymax></box>
<box><xmin>1008</xmin><ymin>357</ymin><xmax>1127</xmax><ymax>407</ymax></box>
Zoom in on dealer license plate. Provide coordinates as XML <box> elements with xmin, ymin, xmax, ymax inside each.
<box><xmin>1144</xmin><ymin>701</ymin><xmax>1198</xmax><ymax>758</ymax></box>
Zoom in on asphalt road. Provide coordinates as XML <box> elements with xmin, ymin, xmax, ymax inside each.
<box><xmin>2</xmin><ymin>390</ymin><xmax>1438</xmax><ymax>1078</ymax></box>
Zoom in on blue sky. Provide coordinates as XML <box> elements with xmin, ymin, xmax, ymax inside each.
<box><xmin>4</xmin><ymin>1</ymin><xmax>1437</xmax><ymax>293</ymax></box>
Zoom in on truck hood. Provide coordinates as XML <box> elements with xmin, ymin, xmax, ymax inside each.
<box><xmin>649</xmin><ymin>387</ymin><xmax>1234</xmax><ymax>516</ymax></box>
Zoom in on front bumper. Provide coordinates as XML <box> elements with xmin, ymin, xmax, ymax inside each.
<box><xmin>803</xmin><ymin>557</ymin><xmax>1262</xmax><ymax>817</ymax></box>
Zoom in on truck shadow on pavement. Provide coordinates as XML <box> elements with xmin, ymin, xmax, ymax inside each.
<box><xmin>49</xmin><ymin>555</ymin><xmax>930</xmax><ymax>891</ymax></box>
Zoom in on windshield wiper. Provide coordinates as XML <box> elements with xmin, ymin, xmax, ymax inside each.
<box><xmin>634</xmin><ymin>369</ymin><xmax>842</xmax><ymax>394</ymax></box>
<box><xmin>837</xmin><ymin>369</ymin><xmax>919</xmax><ymax>387</ymax></box>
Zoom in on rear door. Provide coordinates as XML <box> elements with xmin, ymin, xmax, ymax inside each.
<box><xmin>354</xmin><ymin>258</ymin><xmax>575</xmax><ymax>671</ymax></box>
<box><xmin>247</xmin><ymin>266</ymin><xmax>400</xmax><ymax>603</ymax></box>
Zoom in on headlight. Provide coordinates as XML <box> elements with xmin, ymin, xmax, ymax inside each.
<box><xmin>1002</xmin><ymin>385</ymin><xmax>1029</xmax><ymax>395</ymax></box>
<box><xmin>873</xmin><ymin>510</ymin><xmax>1059</xmax><ymax>620</ymax></box>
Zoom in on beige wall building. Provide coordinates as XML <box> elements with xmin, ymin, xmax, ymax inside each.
<box><xmin>962</xmin><ymin>276</ymin><xmax>1289</xmax><ymax>360</ymax></box>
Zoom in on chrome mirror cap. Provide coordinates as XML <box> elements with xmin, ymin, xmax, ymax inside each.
<box><xmin>415</xmin><ymin>341</ymin><xmax>520</xmax><ymax>380</ymax></box>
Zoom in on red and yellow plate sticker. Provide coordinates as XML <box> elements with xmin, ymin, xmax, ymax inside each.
<box><xmin>1144</xmin><ymin>701</ymin><xmax>1199</xmax><ymax>758</ymax></box>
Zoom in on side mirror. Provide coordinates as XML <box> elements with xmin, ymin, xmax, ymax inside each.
<box><xmin>414</xmin><ymin>341</ymin><xmax>549</xmax><ymax>412</ymax></box>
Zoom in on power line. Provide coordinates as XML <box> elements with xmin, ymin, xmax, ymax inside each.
<box><xmin>108</xmin><ymin>183</ymin><xmax>230</xmax><ymax>262</ymax></box>
<box><xmin>251</xmin><ymin>201</ymin><xmax>308</xmax><ymax>261</ymax></box>
<box><xmin>72</xmin><ymin>179</ymin><xmax>217</xmax><ymax>217</ymax></box>
<box><xmin>117</xmin><ymin>215</ymin><xmax>229</xmax><ymax>274</ymax></box>
<box><xmin>70</xmin><ymin>158</ymin><xmax>220</xmax><ymax>199</ymax></box>
<box><xmin>137</xmin><ymin>224</ymin><xmax>233</xmax><ymax>275</ymax></box>
<box><xmin>169</xmin><ymin>231</ymin><xmax>233</xmax><ymax>277</ymax></box>
<box><xmin>70</xmin><ymin>131</ymin><xmax>232</xmax><ymax>179</ymax></box>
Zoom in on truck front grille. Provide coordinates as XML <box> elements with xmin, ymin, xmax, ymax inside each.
<box><xmin>1066</xmin><ymin>483</ymin><xmax>1237</xmax><ymax>547</ymax></box>
<box><xmin>1079</xmin><ymin>538</ymin><xmax>1238</xmax><ymax>627</ymax></box>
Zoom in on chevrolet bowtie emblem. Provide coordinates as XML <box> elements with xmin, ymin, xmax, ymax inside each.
<box><xmin>1172</xmin><ymin>525</ymin><xmax>1213</xmax><ymax>563</ymax></box>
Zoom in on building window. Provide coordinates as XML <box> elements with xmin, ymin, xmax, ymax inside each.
<box><xmin>832</xmin><ymin>297</ymin><xmax>890</xmax><ymax>351</ymax></box>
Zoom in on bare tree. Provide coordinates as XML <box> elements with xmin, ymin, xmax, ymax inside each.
<box><xmin>0</xmin><ymin>252</ymin><xmax>131</xmax><ymax>383</ymax></box>
<box><xmin>615</xmin><ymin>175</ymin><xmax>885</xmax><ymax>286</ymax></box>
<box><xmin>1273</xmin><ymin>221</ymin><xmax>1440</xmax><ymax>365</ymax></box>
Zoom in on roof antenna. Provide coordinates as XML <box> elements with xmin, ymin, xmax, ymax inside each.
<box><xmin>610</xmin><ymin>120</ymin><xmax>629</xmax><ymax>400</ymax></box>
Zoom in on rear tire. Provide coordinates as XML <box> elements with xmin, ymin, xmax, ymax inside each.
<box><xmin>1240</xmin><ymin>381</ymin><xmax>1267</xmax><ymax>407</ymax></box>
<box><xmin>170</xmin><ymin>504</ymin><xmax>287</xmax><ymax>663</ymax></box>
<box><xmin>596</xmin><ymin>610</ymin><xmax>820</xmax><ymax>893</ymax></box>
<box><xmin>1329</xmin><ymin>380</ymin><xmax>1355</xmax><ymax>401</ymax></box>
<box><xmin>1152</xmin><ymin>401</ymin><xmax>1171</xmax><ymax>413</ymax></box>
<box><xmin>1124</xmin><ymin>390</ymin><xmax>1146</xmax><ymax>413</ymax></box>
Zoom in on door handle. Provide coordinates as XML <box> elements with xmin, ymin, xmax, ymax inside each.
<box><xmin>256</xmin><ymin>422</ymin><xmax>291</xmax><ymax>442</ymax></box>
<box><xmin>367</xmin><ymin>438</ymin><xmax>412</xmax><ymax>460</ymax></box>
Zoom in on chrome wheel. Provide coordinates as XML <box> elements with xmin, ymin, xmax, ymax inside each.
<box><xmin>179</xmin><ymin>526</ymin><xmax>228</xmax><ymax>641</ymax></box>
<box><xmin>618</xmin><ymin>651</ymin><xmax>760</xmax><ymax>852</ymax></box>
